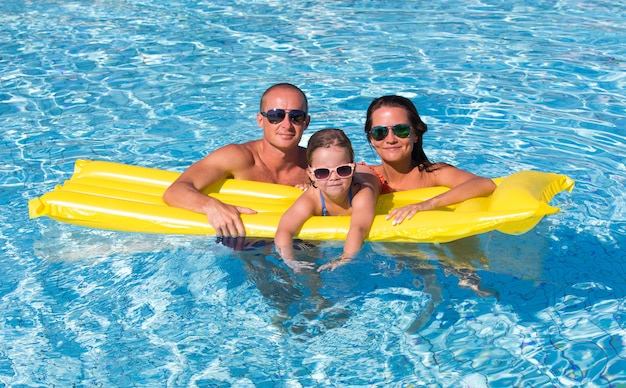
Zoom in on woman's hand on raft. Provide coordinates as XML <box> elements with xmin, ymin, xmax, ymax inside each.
<box><xmin>386</xmin><ymin>201</ymin><xmax>435</xmax><ymax>225</ymax></box>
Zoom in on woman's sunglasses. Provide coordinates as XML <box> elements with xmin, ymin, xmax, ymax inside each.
<box><xmin>311</xmin><ymin>163</ymin><xmax>355</xmax><ymax>180</ymax></box>
<box><xmin>368</xmin><ymin>124</ymin><xmax>412</xmax><ymax>141</ymax></box>
<box><xmin>260</xmin><ymin>109</ymin><xmax>307</xmax><ymax>125</ymax></box>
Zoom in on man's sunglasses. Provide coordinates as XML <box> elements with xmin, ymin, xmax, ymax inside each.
<box><xmin>368</xmin><ymin>124</ymin><xmax>412</xmax><ymax>141</ymax></box>
<box><xmin>311</xmin><ymin>163</ymin><xmax>355</xmax><ymax>180</ymax></box>
<box><xmin>260</xmin><ymin>109</ymin><xmax>307</xmax><ymax>125</ymax></box>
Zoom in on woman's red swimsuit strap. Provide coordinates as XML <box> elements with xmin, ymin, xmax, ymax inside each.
<box><xmin>359</xmin><ymin>162</ymin><xmax>392</xmax><ymax>194</ymax></box>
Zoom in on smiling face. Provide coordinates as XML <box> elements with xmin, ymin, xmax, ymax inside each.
<box><xmin>369</xmin><ymin>106</ymin><xmax>417</xmax><ymax>164</ymax></box>
<box><xmin>307</xmin><ymin>145</ymin><xmax>354</xmax><ymax>197</ymax></box>
<box><xmin>257</xmin><ymin>85</ymin><xmax>310</xmax><ymax>152</ymax></box>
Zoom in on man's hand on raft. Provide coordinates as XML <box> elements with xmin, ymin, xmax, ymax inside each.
<box><xmin>206</xmin><ymin>202</ymin><xmax>256</xmax><ymax>237</ymax></box>
<box><xmin>206</xmin><ymin>183</ymin><xmax>308</xmax><ymax>237</ymax></box>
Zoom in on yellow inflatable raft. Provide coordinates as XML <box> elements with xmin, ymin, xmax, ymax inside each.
<box><xmin>28</xmin><ymin>160</ymin><xmax>574</xmax><ymax>243</ymax></box>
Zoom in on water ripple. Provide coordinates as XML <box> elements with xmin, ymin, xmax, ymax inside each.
<box><xmin>1</xmin><ymin>0</ymin><xmax>625</xmax><ymax>386</ymax></box>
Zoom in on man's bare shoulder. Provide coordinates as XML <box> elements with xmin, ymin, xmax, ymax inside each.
<box><xmin>206</xmin><ymin>139</ymin><xmax>275</xmax><ymax>181</ymax></box>
<box><xmin>215</xmin><ymin>139</ymin><xmax>259</xmax><ymax>152</ymax></box>
<box><xmin>236</xmin><ymin>139</ymin><xmax>264</xmax><ymax>155</ymax></box>
<box><xmin>206</xmin><ymin>140</ymin><xmax>259</xmax><ymax>164</ymax></box>
<box><xmin>180</xmin><ymin>140</ymin><xmax>259</xmax><ymax>182</ymax></box>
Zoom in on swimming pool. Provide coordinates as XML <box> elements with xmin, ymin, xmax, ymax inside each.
<box><xmin>2</xmin><ymin>0</ymin><xmax>625</xmax><ymax>386</ymax></box>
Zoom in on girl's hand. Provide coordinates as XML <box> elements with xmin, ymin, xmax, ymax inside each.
<box><xmin>283</xmin><ymin>257</ymin><xmax>315</xmax><ymax>273</ymax></box>
<box><xmin>318</xmin><ymin>254</ymin><xmax>352</xmax><ymax>272</ymax></box>
<box><xmin>386</xmin><ymin>201</ymin><xmax>435</xmax><ymax>225</ymax></box>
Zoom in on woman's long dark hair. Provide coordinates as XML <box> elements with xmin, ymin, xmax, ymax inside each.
<box><xmin>364</xmin><ymin>95</ymin><xmax>438</xmax><ymax>171</ymax></box>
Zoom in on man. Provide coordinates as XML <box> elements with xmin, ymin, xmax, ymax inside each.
<box><xmin>163</xmin><ymin>83</ymin><xmax>311</xmax><ymax>237</ymax></box>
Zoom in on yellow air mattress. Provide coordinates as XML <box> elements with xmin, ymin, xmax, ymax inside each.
<box><xmin>28</xmin><ymin>160</ymin><xmax>574</xmax><ymax>243</ymax></box>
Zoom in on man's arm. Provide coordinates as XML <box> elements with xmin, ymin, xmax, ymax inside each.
<box><xmin>163</xmin><ymin>144</ymin><xmax>257</xmax><ymax>236</ymax></box>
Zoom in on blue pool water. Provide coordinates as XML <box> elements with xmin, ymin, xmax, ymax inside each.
<box><xmin>2</xmin><ymin>0</ymin><xmax>625</xmax><ymax>386</ymax></box>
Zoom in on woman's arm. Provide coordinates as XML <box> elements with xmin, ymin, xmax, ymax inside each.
<box><xmin>387</xmin><ymin>166</ymin><xmax>496</xmax><ymax>225</ymax></box>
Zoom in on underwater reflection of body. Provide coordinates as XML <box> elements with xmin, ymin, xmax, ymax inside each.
<box><xmin>217</xmin><ymin>237</ymin><xmax>430</xmax><ymax>337</ymax></box>
<box><xmin>216</xmin><ymin>237</ymin><xmax>340</xmax><ymax>336</ymax></box>
<box><xmin>216</xmin><ymin>235</ymin><xmax>502</xmax><ymax>336</ymax></box>
<box><xmin>372</xmin><ymin>229</ymin><xmax>552</xmax><ymax>331</ymax></box>
<box><xmin>369</xmin><ymin>236</ymin><xmax>499</xmax><ymax>332</ymax></box>
<box><xmin>34</xmin><ymin>227</ymin><xmax>547</xmax><ymax>338</ymax></box>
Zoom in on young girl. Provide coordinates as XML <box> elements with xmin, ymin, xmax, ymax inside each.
<box><xmin>274</xmin><ymin>128</ymin><xmax>378</xmax><ymax>272</ymax></box>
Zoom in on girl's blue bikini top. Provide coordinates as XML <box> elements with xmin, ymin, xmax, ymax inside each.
<box><xmin>320</xmin><ymin>186</ymin><xmax>353</xmax><ymax>216</ymax></box>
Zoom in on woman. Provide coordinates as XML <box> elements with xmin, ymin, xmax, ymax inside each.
<box><xmin>364</xmin><ymin>95</ymin><xmax>496</xmax><ymax>225</ymax></box>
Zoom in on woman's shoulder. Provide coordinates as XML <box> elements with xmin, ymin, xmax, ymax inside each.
<box><xmin>357</xmin><ymin>161</ymin><xmax>381</xmax><ymax>169</ymax></box>
<box><xmin>356</xmin><ymin>163</ymin><xmax>390</xmax><ymax>193</ymax></box>
<box><xmin>423</xmin><ymin>161</ymin><xmax>453</xmax><ymax>171</ymax></box>
<box><xmin>422</xmin><ymin>162</ymin><xmax>462</xmax><ymax>178</ymax></box>
<box><xmin>355</xmin><ymin>162</ymin><xmax>382</xmax><ymax>177</ymax></box>
<box><xmin>425</xmin><ymin>163</ymin><xmax>483</xmax><ymax>187</ymax></box>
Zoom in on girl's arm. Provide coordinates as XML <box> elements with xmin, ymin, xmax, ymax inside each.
<box><xmin>275</xmin><ymin>190</ymin><xmax>318</xmax><ymax>272</ymax></box>
<box><xmin>318</xmin><ymin>184</ymin><xmax>378</xmax><ymax>272</ymax></box>
<box><xmin>387</xmin><ymin>166</ymin><xmax>496</xmax><ymax>225</ymax></box>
